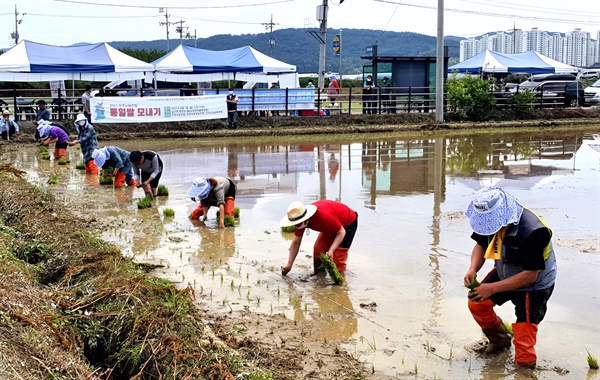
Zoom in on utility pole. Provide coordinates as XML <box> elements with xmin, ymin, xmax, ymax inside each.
<box><xmin>435</xmin><ymin>0</ymin><xmax>444</xmax><ymax>123</ymax></box>
<box><xmin>159</xmin><ymin>8</ymin><xmax>176</xmax><ymax>50</ymax></box>
<box><xmin>262</xmin><ymin>14</ymin><xmax>277</xmax><ymax>57</ymax></box>
<box><xmin>317</xmin><ymin>0</ymin><xmax>328</xmax><ymax>89</ymax></box>
<box><xmin>11</xmin><ymin>5</ymin><xmax>25</xmax><ymax>46</ymax></box>
<box><xmin>186</xmin><ymin>29</ymin><xmax>197</xmax><ymax>48</ymax></box>
<box><xmin>175</xmin><ymin>19</ymin><xmax>188</xmax><ymax>46</ymax></box>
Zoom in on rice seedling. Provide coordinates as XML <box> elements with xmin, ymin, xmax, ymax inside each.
<box><xmin>224</xmin><ymin>215</ymin><xmax>235</xmax><ymax>227</ymax></box>
<box><xmin>299</xmin><ymin>346</ymin><xmax>308</xmax><ymax>355</ymax></box>
<box><xmin>466</xmin><ymin>277</ymin><xmax>480</xmax><ymax>290</ymax></box>
<box><xmin>334</xmin><ymin>345</ymin><xmax>340</xmax><ymax>354</ymax></box>
<box><xmin>319</xmin><ymin>253</ymin><xmax>344</xmax><ymax>285</ymax></box>
<box><xmin>587</xmin><ymin>348</ymin><xmax>599</xmax><ymax>369</ymax></box>
<box><xmin>163</xmin><ymin>208</ymin><xmax>175</xmax><ymax>217</ymax></box>
<box><xmin>57</xmin><ymin>157</ymin><xmax>70</xmax><ymax>165</ymax></box>
<box><xmin>99</xmin><ymin>176</ymin><xmax>113</xmax><ymax>185</ymax></box>
<box><xmin>367</xmin><ymin>335</ymin><xmax>377</xmax><ymax>351</ymax></box>
<box><xmin>503</xmin><ymin>321</ymin><xmax>513</xmax><ymax>335</ymax></box>
<box><xmin>75</xmin><ymin>162</ymin><xmax>85</xmax><ymax>170</ymax></box>
<box><xmin>230</xmin><ymin>279</ymin><xmax>235</xmax><ymax>289</ymax></box>
<box><xmin>137</xmin><ymin>196</ymin><xmax>153</xmax><ymax>209</ymax></box>
<box><xmin>317</xmin><ymin>358</ymin><xmax>324</xmax><ymax>368</ymax></box>
<box><xmin>40</xmin><ymin>152</ymin><xmax>51</xmax><ymax>160</ymax></box>
<box><xmin>449</xmin><ymin>343</ymin><xmax>454</xmax><ymax>360</ymax></box>
<box><xmin>39</xmin><ymin>146</ymin><xmax>48</xmax><ymax>153</ymax></box>
<box><xmin>277</xmin><ymin>287</ymin><xmax>280</xmax><ymax>297</ymax></box>
<box><xmin>220</xmin><ymin>273</ymin><xmax>224</xmax><ymax>284</ymax></box>
<box><xmin>234</xmin><ymin>207</ymin><xmax>240</xmax><ymax>217</ymax></box>
<box><xmin>413</xmin><ymin>362</ymin><xmax>418</xmax><ymax>375</ymax></box>
<box><xmin>156</xmin><ymin>184</ymin><xmax>169</xmax><ymax>196</ymax></box>
<box><xmin>281</xmin><ymin>225</ymin><xmax>295</xmax><ymax>233</ymax></box>
<box><xmin>371</xmin><ymin>364</ymin><xmax>375</xmax><ymax>374</ymax></box>
<box><xmin>201</xmin><ymin>265</ymin><xmax>205</xmax><ymax>273</ymax></box>
<box><xmin>47</xmin><ymin>175</ymin><xmax>59</xmax><ymax>185</ymax></box>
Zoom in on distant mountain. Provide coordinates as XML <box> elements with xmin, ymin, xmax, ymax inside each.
<box><xmin>109</xmin><ymin>28</ymin><xmax>462</xmax><ymax>74</ymax></box>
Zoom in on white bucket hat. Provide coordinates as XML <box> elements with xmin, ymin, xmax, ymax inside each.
<box><xmin>91</xmin><ymin>147</ymin><xmax>109</xmax><ymax>168</ymax></box>
<box><xmin>280</xmin><ymin>201</ymin><xmax>318</xmax><ymax>227</ymax></box>
<box><xmin>465</xmin><ymin>186</ymin><xmax>523</xmax><ymax>235</ymax></box>
<box><xmin>187</xmin><ymin>177</ymin><xmax>212</xmax><ymax>200</ymax></box>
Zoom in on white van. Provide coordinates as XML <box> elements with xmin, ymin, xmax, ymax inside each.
<box><xmin>578</xmin><ymin>69</ymin><xmax>600</xmax><ymax>79</ymax></box>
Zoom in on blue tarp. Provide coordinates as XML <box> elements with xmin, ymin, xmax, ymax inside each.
<box><xmin>0</xmin><ymin>40</ymin><xmax>154</xmax><ymax>81</ymax></box>
<box><xmin>448</xmin><ymin>50</ymin><xmax>577</xmax><ymax>75</ymax></box>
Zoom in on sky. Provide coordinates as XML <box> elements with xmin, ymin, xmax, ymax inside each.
<box><xmin>0</xmin><ymin>0</ymin><xmax>598</xmax><ymax>49</ymax></box>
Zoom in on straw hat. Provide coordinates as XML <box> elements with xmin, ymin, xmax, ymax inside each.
<box><xmin>465</xmin><ymin>186</ymin><xmax>523</xmax><ymax>235</ymax></box>
<box><xmin>280</xmin><ymin>201</ymin><xmax>317</xmax><ymax>227</ymax></box>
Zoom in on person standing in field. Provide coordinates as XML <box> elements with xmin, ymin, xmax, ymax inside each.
<box><xmin>69</xmin><ymin>114</ymin><xmax>98</xmax><ymax>174</ymax></box>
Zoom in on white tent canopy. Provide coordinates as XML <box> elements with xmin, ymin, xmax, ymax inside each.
<box><xmin>0</xmin><ymin>40</ymin><xmax>154</xmax><ymax>81</ymax></box>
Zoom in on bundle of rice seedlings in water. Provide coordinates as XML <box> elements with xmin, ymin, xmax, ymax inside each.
<box><xmin>223</xmin><ymin>215</ymin><xmax>235</xmax><ymax>227</ymax></box>
<box><xmin>587</xmin><ymin>349</ymin><xmax>599</xmax><ymax>369</ymax></box>
<box><xmin>163</xmin><ymin>208</ymin><xmax>175</xmax><ymax>217</ymax></box>
<box><xmin>156</xmin><ymin>184</ymin><xmax>169</xmax><ymax>196</ymax></box>
<box><xmin>465</xmin><ymin>277</ymin><xmax>480</xmax><ymax>290</ymax></box>
<box><xmin>99</xmin><ymin>176</ymin><xmax>113</xmax><ymax>185</ymax></box>
<box><xmin>319</xmin><ymin>253</ymin><xmax>343</xmax><ymax>285</ymax></box>
<box><xmin>47</xmin><ymin>175</ymin><xmax>59</xmax><ymax>185</ymax></box>
<box><xmin>234</xmin><ymin>207</ymin><xmax>240</xmax><ymax>217</ymax></box>
<box><xmin>137</xmin><ymin>196</ymin><xmax>153</xmax><ymax>209</ymax></box>
<box><xmin>57</xmin><ymin>157</ymin><xmax>70</xmax><ymax>165</ymax></box>
<box><xmin>39</xmin><ymin>147</ymin><xmax>48</xmax><ymax>154</ymax></box>
<box><xmin>40</xmin><ymin>152</ymin><xmax>51</xmax><ymax>160</ymax></box>
<box><xmin>281</xmin><ymin>225</ymin><xmax>295</xmax><ymax>233</ymax></box>
<box><xmin>75</xmin><ymin>162</ymin><xmax>85</xmax><ymax>170</ymax></box>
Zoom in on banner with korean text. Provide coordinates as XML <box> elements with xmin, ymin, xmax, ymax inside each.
<box><xmin>90</xmin><ymin>95</ymin><xmax>227</xmax><ymax>123</ymax></box>
<box><xmin>203</xmin><ymin>89</ymin><xmax>315</xmax><ymax>111</ymax></box>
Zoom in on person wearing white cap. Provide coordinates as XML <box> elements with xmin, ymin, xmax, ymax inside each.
<box><xmin>91</xmin><ymin>146</ymin><xmax>137</xmax><ymax>188</ymax></box>
<box><xmin>464</xmin><ymin>186</ymin><xmax>557</xmax><ymax>370</ymax></box>
<box><xmin>187</xmin><ymin>177</ymin><xmax>236</xmax><ymax>229</ymax></box>
<box><xmin>69</xmin><ymin>114</ymin><xmax>98</xmax><ymax>174</ymax></box>
<box><xmin>280</xmin><ymin>200</ymin><xmax>358</xmax><ymax>276</ymax></box>
<box><xmin>1</xmin><ymin>110</ymin><xmax>20</xmax><ymax>140</ymax></box>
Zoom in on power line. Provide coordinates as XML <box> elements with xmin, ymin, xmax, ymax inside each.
<box><xmin>456</xmin><ymin>0</ymin><xmax>600</xmax><ymax>18</ymax></box>
<box><xmin>48</xmin><ymin>0</ymin><xmax>296</xmax><ymax>10</ymax></box>
<box><xmin>373</xmin><ymin>0</ymin><xmax>600</xmax><ymax>26</ymax></box>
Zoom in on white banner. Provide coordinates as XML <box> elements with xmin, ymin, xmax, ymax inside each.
<box><xmin>90</xmin><ymin>95</ymin><xmax>227</xmax><ymax>123</ymax></box>
<box><xmin>49</xmin><ymin>80</ymin><xmax>67</xmax><ymax>99</ymax></box>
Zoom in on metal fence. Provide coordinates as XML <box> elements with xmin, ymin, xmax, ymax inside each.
<box><xmin>0</xmin><ymin>85</ymin><xmax>586</xmax><ymax>122</ymax></box>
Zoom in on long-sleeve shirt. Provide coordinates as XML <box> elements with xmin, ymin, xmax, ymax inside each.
<box><xmin>77</xmin><ymin>124</ymin><xmax>98</xmax><ymax>163</ymax></box>
<box><xmin>104</xmin><ymin>146</ymin><xmax>132</xmax><ymax>170</ymax></box>
<box><xmin>132</xmin><ymin>150</ymin><xmax>162</xmax><ymax>181</ymax></box>
<box><xmin>36</xmin><ymin>108</ymin><xmax>50</xmax><ymax>121</ymax></box>
<box><xmin>0</xmin><ymin>118</ymin><xmax>19</xmax><ymax>134</ymax></box>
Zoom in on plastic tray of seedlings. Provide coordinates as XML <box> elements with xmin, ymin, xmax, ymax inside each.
<box><xmin>319</xmin><ymin>253</ymin><xmax>343</xmax><ymax>285</ymax></box>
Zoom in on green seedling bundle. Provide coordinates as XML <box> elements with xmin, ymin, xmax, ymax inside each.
<box><xmin>319</xmin><ymin>253</ymin><xmax>343</xmax><ymax>285</ymax></box>
<box><xmin>465</xmin><ymin>277</ymin><xmax>480</xmax><ymax>290</ymax></box>
<box><xmin>156</xmin><ymin>184</ymin><xmax>169</xmax><ymax>196</ymax></box>
<box><xmin>137</xmin><ymin>196</ymin><xmax>153</xmax><ymax>209</ymax></box>
<box><xmin>99</xmin><ymin>176</ymin><xmax>113</xmax><ymax>185</ymax></box>
<box><xmin>75</xmin><ymin>162</ymin><xmax>85</xmax><ymax>170</ymax></box>
<box><xmin>281</xmin><ymin>225</ymin><xmax>295</xmax><ymax>233</ymax></box>
<box><xmin>57</xmin><ymin>157</ymin><xmax>70</xmax><ymax>165</ymax></box>
<box><xmin>163</xmin><ymin>208</ymin><xmax>175</xmax><ymax>217</ymax></box>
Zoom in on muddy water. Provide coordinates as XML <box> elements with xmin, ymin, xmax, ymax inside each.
<box><xmin>4</xmin><ymin>127</ymin><xmax>600</xmax><ymax>380</ymax></box>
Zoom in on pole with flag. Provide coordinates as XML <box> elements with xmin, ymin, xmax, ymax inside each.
<box><xmin>333</xmin><ymin>31</ymin><xmax>342</xmax><ymax>87</ymax></box>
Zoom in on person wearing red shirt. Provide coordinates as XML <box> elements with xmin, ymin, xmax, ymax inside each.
<box><xmin>280</xmin><ymin>200</ymin><xmax>358</xmax><ymax>276</ymax></box>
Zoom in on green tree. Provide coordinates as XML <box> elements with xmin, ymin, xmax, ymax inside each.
<box><xmin>446</xmin><ymin>73</ymin><xmax>497</xmax><ymax>121</ymax></box>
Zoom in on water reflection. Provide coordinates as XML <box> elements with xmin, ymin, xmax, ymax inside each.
<box><xmin>312</xmin><ymin>282</ymin><xmax>357</xmax><ymax>341</ymax></box>
<box><xmin>195</xmin><ymin>227</ymin><xmax>236</xmax><ymax>262</ymax></box>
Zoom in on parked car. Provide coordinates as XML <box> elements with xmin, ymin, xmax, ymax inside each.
<box><xmin>514</xmin><ymin>78</ymin><xmax>584</xmax><ymax>107</ymax></box>
<box><xmin>578</xmin><ymin>70</ymin><xmax>600</xmax><ymax>80</ymax></box>
<box><xmin>526</xmin><ymin>73</ymin><xmax>577</xmax><ymax>82</ymax></box>
<box><xmin>584</xmin><ymin>79</ymin><xmax>600</xmax><ymax>105</ymax></box>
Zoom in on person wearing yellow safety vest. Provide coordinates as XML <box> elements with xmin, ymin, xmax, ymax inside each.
<box><xmin>464</xmin><ymin>186</ymin><xmax>557</xmax><ymax>370</ymax></box>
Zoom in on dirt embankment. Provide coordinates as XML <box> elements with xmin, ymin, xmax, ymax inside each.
<box><xmin>14</xmin><ymin>107</ymin><xmax>600</xmax><ymax>141</ymax></box>
<box><xmin>0</xmin><ymin>167</ymin><xmax>371</xmax><ymax>380</ymax></box>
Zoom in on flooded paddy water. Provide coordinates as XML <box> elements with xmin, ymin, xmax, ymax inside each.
<box><xmin>3</xmin><ymin>126</ymin><xmax>599</xmax><ymax>379</ymax></box>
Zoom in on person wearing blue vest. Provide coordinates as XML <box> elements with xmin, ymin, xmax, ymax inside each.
<box><xmin>463</xmin><ymin>186</ymin><xmax>556</xmax><ymax>370</ymax></box>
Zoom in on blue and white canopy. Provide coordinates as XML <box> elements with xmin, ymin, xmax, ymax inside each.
<box><xmin>448</xmin><ymin>50</ymin><xmax>577</xmax><ymax>75</ymax></box>
<box><xmin>0</xmin><ymin>40</ymin><xmax>154</xmax><ymax>81</ymax></box>
<box><xmin>151</xmin><ymin>45</ymin><xmax>296</xmax><ymax>82</ymax></box>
